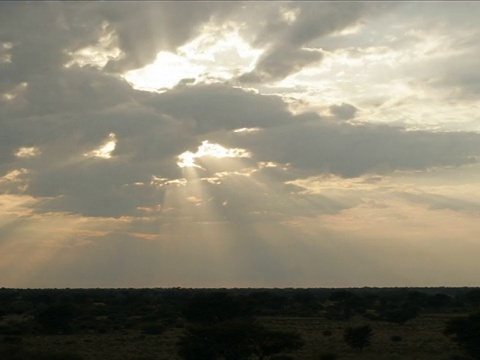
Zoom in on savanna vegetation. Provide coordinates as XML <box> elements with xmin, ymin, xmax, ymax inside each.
<box><xmin>0</xmin><ymin>287</ymin><xmax>479</xmax><ymax>359</ymax></box>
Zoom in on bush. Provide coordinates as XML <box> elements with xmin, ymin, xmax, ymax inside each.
<box><xmin>182</xmin><ymin>292</ymin><xmax>246</xmax><ymax>324</ymax></box>
<box><xmin>178</xmin><ymin>319</ymin><xmax>257</xmax><ymax>360</ymax></box>
<box><xmin>35</xmin><ymin>352</ymin><xmax>84</xmax><ymax>360</ymax></box>
<box><xmin>445</xmin><ymin>313</ymin><xmax>480</xmax><ymax>359</ymax></box>
<box><xmin>390</xmin><ymin>335</ymin><xmax>403</xmax><ymax>342</ymax></box>
<box><xmin>0</xmin><ymin>348</ymin><xmax>84</xmax><ymax>360</ymax></box>
<box><xmin>2</xmin><ymin>336</ymin><xmax>23</xmax><ymax>344</ymax></box>
<box><xmin>141</xmin><ymin>323</ymin><xmax>166</xmax><ymax>335</ymax></box>
<box><xmin>253</xmin><ymin>329</ymin><xmax>303</xmax><ymax>359</ymax></box>
<box><xmin>382</xmin><ymin>306</ymin><xmax>419</xmax><ymax>325</ymax></box>
<box><xmin>319</xmin><ymin>352</ymin><xmax>338</xmax><ymax>360</ymax></box>
<box><xmin>343</xmin><ymin>325</ymin><xmax>373</xmax><ymax>351</ymax></box>
<box><xmin>178</xmin><ymin>319</ymin><xmax>303</xmax><ymax>360</ymax></box>
<box><xmin>35</xmin><ymin>303</ymin><xmax>77</xmax><ymax>334</ymax></box>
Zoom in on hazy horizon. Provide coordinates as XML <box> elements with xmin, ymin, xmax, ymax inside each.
<box><xmin>1</xmin><ymin>1</ymin><xmax>479</xmax><ymax>288</ymax></box>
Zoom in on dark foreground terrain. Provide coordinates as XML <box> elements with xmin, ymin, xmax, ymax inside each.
<box><xmin>1</xmin><ymin>287</ymin><xmax>479</xmax><ymax>360</ymax></box>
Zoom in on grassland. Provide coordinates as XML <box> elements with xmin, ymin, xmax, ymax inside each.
<box><xmin>0</xmin><ymin>288</ymin><xmax>478</xmax><ymax>359</ymax></box>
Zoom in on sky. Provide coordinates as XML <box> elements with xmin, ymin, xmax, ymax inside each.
<box><xmin>1</xmin><ymin>1</ymin><xmax>480</xmax><ymax>288</ymax></box>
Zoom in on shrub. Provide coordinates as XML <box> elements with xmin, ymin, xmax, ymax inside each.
<box><xmin>35</xmin><ymin>303</ymin><xmax>77</xmax><ymax>334</ymax></box>
<box><xmin>322</xmin><ymin>329</ymin><xmax>333</xmax><ymax>337</ymax></box>
<box><xmin>141</xmin><ymin>323</ymin><xmax>166</xmax><ymax>335</ymax></box>
<box><xmin>343</xmin><ymin>325</ymin><xmax>373</xmax><ymax>351</ymax></box>
<box><xmin>178</xmin><ymin>319</ymin><xmax>303</xmax><ymax>360</ymax></box>
<box><xmin>2</xmin><ymin>336</ymin><xmax>23</xmax><ymax>344</ymax></box>
<box><xmin>445</xmin><ymin>313</ymin><xmax>480</xmax><ymax>359</ymax></box>
<box><xmin>319</xmin><ymin>352</ymin><xmax>338</xmax><ymax>360</ymax></box>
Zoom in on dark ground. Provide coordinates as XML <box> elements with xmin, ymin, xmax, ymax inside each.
<box><xmin>0</xmin><ymin>287</ymin><xmax>479</xmax><ymax>359</ymax></box>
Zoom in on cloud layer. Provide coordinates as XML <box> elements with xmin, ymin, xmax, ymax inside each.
<box><xmin>1</xmin><ymin>2</ymin><xmax>480</xmax><ymax>287</ymax></box>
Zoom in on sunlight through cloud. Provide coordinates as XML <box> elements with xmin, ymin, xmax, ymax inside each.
<box><xmin>84</xmin><ymin>133</ymin><xmax>117</xmax><ymax>159</ymax></box>
<box><xmin>123</xmin><ymin>51</ymin><xmax>204</xmax><ymax>91</ymax></box>
<box><xmin>233</xmin><ymin>127</ymin><xmax>261</xmax><ymax>134</ymax></box>
<box><xmin>123</xmin><ymin>29</ymin><xmax>262</xmax><ymax>91</ymax></box>
<box><xmin>177</xmin><ymin>141</ymin><xmax>251</xmax><ymax>169</ymax></box>
<box><xmin>65</xmin><ymin>22</ymin><xmax>121</xmax><ymax>69</ymax></box>
<box><xmin>15</xmin><ymin>147</ymin><xmax>41</xmax><ymax>158</ymax></box>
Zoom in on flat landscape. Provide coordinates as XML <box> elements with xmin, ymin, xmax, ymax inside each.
<box><xmin>1</xmin><ymin>288</ymin><xmax>479</xmax><ymax>360</ymax></box>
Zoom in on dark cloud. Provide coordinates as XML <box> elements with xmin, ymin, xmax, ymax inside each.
<box><xmin>427</xmin><ymin>59</ymin><xmax>480</xmax><ymax>99</ymax></box>
<box><xmin>329</xmin><ymin>103</ymin><xmax>358</xmax><ymax>121</ymax></box>
<box><xmin>101</xmin><ymin>2</ymin><xmax>239</xmax><ymax>72</ymax></box>
<box><xmin>239</xmin><ymin>46</ymin><xmax>324</xmax><ymax>83</ymax></box>
<box><xmin>2</xmin><ymin>74</ymin><xmax>480</xmax><ymax>217</ymax></box>
<box><xmin>145</xmin><ymin>84</ymin><xmax>291</xmax><ymax>134</ymax></box>
<box><xmin>225</xmin><ymin>115</ymin><xmax>480</xmax><ymax>178</ymax></box>
<box><xmin>398</xmin><ymin>191</ymin><xmax>480</xmax><ymax>214</ymax></box>
<box><xmin>1</xmin><ymin>2</ymin><xmax>479</xmax><ymax>220</ymax></box>
<box><xmin>0</xmin><ymin>2</ymin><xmax>238</xmax><ymax>82</ymax></box>
<box><xmin>0</xmin><ymin>2</ymin><xmax>104</xmax><ymax>83</ymax></box>
<box><xmin>238</xmin><ymin>2</ymin><xmax>372</xmax><ymax>82</ymax></box>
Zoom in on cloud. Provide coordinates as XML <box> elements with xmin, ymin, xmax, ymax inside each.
<box><xmin>329</xmin><ymin>102</ymin><xmax>358</xmax><ymax>121</ymax></box>
<box><xmin>1</xmin><ymin>66</ymin><xmax>480</xmax><ymax>218</ymax></box>
<box><xmin>238</xmin><ymin>2</ymin><xmax>379</xmax><ymax>83</ymax></box>
<box><xmin>2</xmin><ymin>1</ymin><xmax>480</xmax><ymax>288</ymax></box>
<box><xmin>101</xmin><ymin>2</ymin><xmax>240</xmax><ymax>72</ymax></box>
<box><xmin>399</xmin><ymin>191</ymin><xmax>480</xmax><ymax>213</ymax></box>
<box><xmin>227</xmin><ymin>115</ymin><xmax>480</xmax><ymax>178</ymax></box>
<box><xmin>2</xmin><ymin>11</ymin><xmax>480</xmax><ymax>218</ymax></box>
<box><xmin>0</xmin><ymin>2</ymin><xmax>239</xmax><ymax>84</ymax></box>
<box><xmin>239</xmin><ymin>46</ymin><xmax>324</xmax><ymax>83</ymax></box>
<box><xmin>0</xmin><ymin>2</ymin><xmax>478</xmax><ymax>282</ymax></box>
<box><xmin>145</xmin><ymin>84</ymin><xmax>290</xmax><ymax>134</ymax></box>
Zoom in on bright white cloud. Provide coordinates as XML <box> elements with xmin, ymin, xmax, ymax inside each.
<box><xmin>177</xmin><ymin>140</ymin><xmax>251</xmax><ymax>169</ymax></box>
<box><xmin>123</xmin><ymin>51</ymin><xmax>205</xmax><ymax>91</ymax></box>
<box><xmin>123</xmin><ymin>29</ymin><xmax>262</xmax><ymax>91</ymax></box>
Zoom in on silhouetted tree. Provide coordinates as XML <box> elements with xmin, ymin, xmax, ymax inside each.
<box><xmin>427</xmin><ymin>293</ymin><xmax>451</xmax><ymax>309</ymax></box>
<box><xmin>445</xmin><ymin>313</ymin><xmax>480</xmax><ymax>359</ymax></box>
<box><xmin>318</xmin><ymin>353</ymin><xmax>338</xmax><ymax>360</ymax></box>
<box><xmin>178</xmin><ymin>318</ymin><xmax>303</xmax><ymax>360</ymax></box>
<box><xmin>35</xmin><ymin>303</ymin><xmax>77</xmax><ymax>334</ymax></box>
<box><xmin>178</xmin><ymin>319</ymin><xmax>256</xmax><ymax>360</ymax></box>
<box><xmin>382</xmin><ymin>305</ymin><xmax>419</xmax><ymax>325</ymax></box>
<box><xmin>343</xmin><ymin>325</ymin><xmax>373</xmax><ymax>351</ymax></box>
<box><xmin>464</xmin><ymin>290</ymin><xmax>480</xmax><ymax>307</ymax></box>
<box><xmin>252</xmin><ymin>329</ymin><xmax>303</xmax><ymax>360</ymax></box>
<box><xmin>182</xmin><ymin>292</ymin><xmax>247</xmax><ymax>324</ymax></box>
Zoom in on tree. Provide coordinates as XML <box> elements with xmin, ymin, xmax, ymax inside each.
<box><xmin>178</xmin><ymin>319</ymin><xmax>256</xmax><ymax>360</ymax></box>
<box><xmin>252</xmin><ymin>329</ymin><xmax>303</xmax><ymax>360</ymax></box>
<box><xmin>177</xmin><ymin>319</ymin><xmax>303</xmax><ymax>360</ymax></box>
<box><xmin>382</xmin><ymin>305</ymin><xmax>419</xmax><ymax>325</ymax></box>
<box><xmin>343</xmin><ymin>325</ymin><xmax>373</xmax><ymax>351</ymax></box>
<box><xmin>181</xmin><ymin>292</ymin><xmax>246</xmax><ymax>324</ymax></box>
<box><xmin>35</xmin><ymin>303</ymin><xmax>77</xmax><ymax>334</ymax></box>
<box><xmin>445</xmin><ymin>313</ymin><xmax>480</xmax><ymax>359</ymax></box>
<box><xmin>178</xmin><ymin>291</ymin><xmax>303</xmax><ymax>360</ymax></box>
